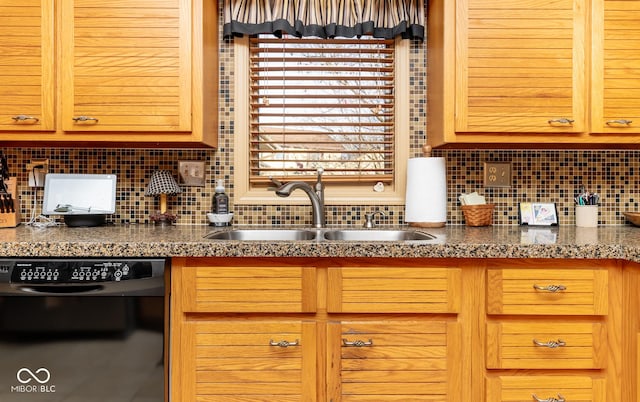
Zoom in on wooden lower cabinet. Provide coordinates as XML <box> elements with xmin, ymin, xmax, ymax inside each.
<box><xmin>483</xmin><ymin>260</ymin><xmax>622</xmax><ymax>402</ymax></box>
<box><xmin>486</xmin><ymin>321</ymin><xmax>607</xmax><ymax>370</ymax></box>
<box><xmin>486</xmin><ymin>375</ymin><xmax>606</xmax><ymax>401</ymax></box>
<box><xmin>327</xmin><ymin>320</ymin><xmax>461</xmax><ymax>401</ymax></box>
<box><xmin>170</xmin><ymin>258</ymin><xmax>633</xmax><ymax>401</ymax></box>
<box><xmin>177</xmin><ymin>319</ymin><xmax>317</xmax><ymax>401</ymax></box>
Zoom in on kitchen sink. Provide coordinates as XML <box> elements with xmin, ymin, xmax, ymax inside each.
<box><xmin>204</xmin><ymin>228</ymin><xmax>437</xmax><ymax>242</ymax></box>
<box><xmin>322</xmin><ymin>229</ymin><xmax>436</xmax><ymax>241</ymax></box>
<box><xmin>204</xmin><ymin>229</ymin><xmax>317</xmax><ymax>241</ymax></box>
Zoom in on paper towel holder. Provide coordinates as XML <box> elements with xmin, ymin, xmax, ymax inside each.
<box><xmin>422</xmin><ymin>144</ymin><xmax>432</xmax><ymax>157</ymax></box>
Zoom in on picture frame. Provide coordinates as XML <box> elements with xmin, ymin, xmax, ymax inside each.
<box><xmin>518</xmin><ymin>202</ymin><xmax>559</xmax><ymax>226</ymax></box>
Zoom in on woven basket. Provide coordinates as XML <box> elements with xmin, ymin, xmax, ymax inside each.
<box><xmin>461</xmin><ymin>204</ymin><xmax>495</xmax><ymax>227</ymax></box>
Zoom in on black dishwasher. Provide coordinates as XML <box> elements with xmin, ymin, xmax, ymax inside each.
<box><xmin>0</xmin><ymin>258</ymin><xmax>167</xmax><ymax>402</ymax></box>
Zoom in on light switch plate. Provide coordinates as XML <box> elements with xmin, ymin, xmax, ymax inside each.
<box><xmin>178</xmin><ymin>160</ymin><xmax>205</xmax><ymax>187</ymax></box>
<box><xmin>484</xmin><ymin>162</ymin><xmax>512</xmax><ymax>188</ymax></box>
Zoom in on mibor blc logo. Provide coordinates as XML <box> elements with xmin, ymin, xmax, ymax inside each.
<box><xmin>11</xmin><ymin>367</ymin><xmax>56</xmax><ymax>393</ymax></box>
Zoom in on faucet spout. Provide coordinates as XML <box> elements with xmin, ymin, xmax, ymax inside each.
<box><xmin>269</xmin><ymin>168</ymin><xmax>326</xmax><ymax>228</ymax></box>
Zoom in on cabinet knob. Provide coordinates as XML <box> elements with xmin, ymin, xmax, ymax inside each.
<box><xmin>532</xmin><ymin>339</ymin><xmax>566</xmax><ymax>348</ymax></box>
<box><xmin>606</xmin><ymin>119</ymin><xmax>632</xmax><ymax>126</ymax></box>
<box><xmin>11</xmin><ymin>115</ymin><xmax>39</xmax><ymax>123</ymax></box>
<box><xmin>533</xmin><ymin>284</ymin><xmax>566</xmax><ymax>292</ymax></box>
<box><xmin>269</xmin><ymin>339</ymin><xmax>299</xmax><ymax>348</ymax></box>
<box><xmin>72</xmin><ymin>116</ymin><xmax>99</xmax><ymax>123</ymax></box>
<box><xmin>547</xmin><ymin>118</ymin><xmax>574</xmax><ymax>126</ymax></box>
<box><xmin>342</xmin><ymin>338</ymin><xmax>373</xmax><ymax>347</ymax></box>
<box><xmin>532</xmin><ymin>394</ymin><xmax>565</xmax><ymax>402</ymax></box>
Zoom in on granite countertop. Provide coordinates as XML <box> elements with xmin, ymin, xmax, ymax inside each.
<box><xmin>1</xmin><ymin>224</ymin><xmax>639</xmax><ymax>262</ymax></box>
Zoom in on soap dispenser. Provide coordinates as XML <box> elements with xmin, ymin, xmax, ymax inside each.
<box><xmin>212</xmin><ymin>179</ymin><xmax>229</xmax><ymax>216</ymax></box>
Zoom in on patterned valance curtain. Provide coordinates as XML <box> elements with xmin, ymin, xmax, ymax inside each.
<box><xmin>223</xmin><ymin>0</ymin><xmax>424</xmax><ymax>40</ymax></box>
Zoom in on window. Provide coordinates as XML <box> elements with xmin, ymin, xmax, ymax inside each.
<box><xmin>235</xmin><ymin>36</ymin><xmax>409</xmax><ymax>205</ymax></box>
<box><xmin>250</xmin><ymin>35</ymin><xmax>395</xmax><ymax>184</ymax></box>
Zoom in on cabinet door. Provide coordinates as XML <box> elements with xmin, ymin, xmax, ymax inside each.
<box><xmin>486</xmin><ymin>321</ymin><xmax>607</xmax><ymax>369</ymax></box>
<box><xmin>455</xmin><ymin>0</ymin><xmax>587</xmax><ymax>134</ymax></box>
<box><xmin>591</xmin><ymin>0</ymin><xmax>640</xmax><ymax>135</ymax></box>
<box><xmin>327</xmin><ymin>320</ymin><xmax>462</xmax><ymax>401</ymax></box>
<box><xmin>176</xmin><ymin>320</ymin><xmax>317</xmax><ymax>402</ymax></box>
<box><xmin>486</xmin><ymin>268</ymin><xmax>608</xmax><ymax>315</ymax></box>
<box><xmin>179</xmin><ymin>264</ymin><xmax>317</xmax><ymax>313</ymax></box>
<box><xmin>60</xmin><ymin>0</ymin><xmax>192</xmax><ymax>133</ymax></box>
<box><xmin>486</xmin><ymin>375</ymin><xmax>605</xmax><ymax>401</ymax></box>
<box><xmin>327</xmin><ymin>266</ymin><xmax>461</xmax><ymax>314</ymax></box>
<box><xmin>0</xmin><ymin>0</ymin><xmax>54</xmax><ymax>131</ymax></box>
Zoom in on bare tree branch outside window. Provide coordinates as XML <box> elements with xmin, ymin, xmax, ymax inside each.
<box><xmin>249</xmin><ymin>35</ymin><xmax>395</xmax><ymax>184</ymax></box>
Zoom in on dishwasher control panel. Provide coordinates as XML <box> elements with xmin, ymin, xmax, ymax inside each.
<box><xmin>0</xmin><ymin>259</ymin><xmax>160</xmax><ymax>284</ymax></box>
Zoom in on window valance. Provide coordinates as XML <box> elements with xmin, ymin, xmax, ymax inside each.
<box><xmin>223</xmin><ymin>0</ymin><xmax>424</xmax><ymax>40</ymax></box>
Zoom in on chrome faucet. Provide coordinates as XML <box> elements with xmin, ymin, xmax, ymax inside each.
<box><xmin>363</xmin><ymin>210</ymin><xmax>386</xmax><ymax>228</ymax></box>
<box><xmin>269</xmin><ymin>168</ymin><xmax>326</xmax><ymax>228</ymax></box>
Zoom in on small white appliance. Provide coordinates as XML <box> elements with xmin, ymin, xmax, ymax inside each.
<box><xmin>43</xmin><ymin>174</ymin><xmax>117</xmax><ymax>226</ymax></box>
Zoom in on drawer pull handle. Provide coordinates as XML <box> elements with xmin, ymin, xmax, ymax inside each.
<box><xmin>12</xmin><ymin>115</ymin><xmax>40</xmax><ymax>123</ymax></box>
<box><xmin>342</xmin><ymin>338</ymin><xmax>373</xmax><ymax>347</ymax></box>
<box><xmin>72</xmin><ymin>116</ymin><xmax>99</xmax><ymax>123</ymax></box>
<box><xmin>533</xmin><ymin>339</ymin><xmax>566</xmax><ymax>348</ymax></box>
<box><xmin>532</xmin><ymin>394</ymin><xmax>565</xmax><ymax>402</ymax></box>
<box><xmin>606</xmin><ymin>119</ymin><xmax>632</xmax><ymax>126</ymax></box>
<box><xmin>533</xmin><ymin>284</ymin><xmax>566</xmax><ymax>292</ymax></box>
<box><xmin>269</xmin><ymin>339</ymin><xmax>299</xmax><ymax>348</ymax></box>
<box><xmin>547</xmin><ymin>118</ymin><xmax>574</xmax><ymax>126</ymax></box>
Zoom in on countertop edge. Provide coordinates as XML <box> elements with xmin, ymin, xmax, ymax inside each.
<box><xmin>0</xmin><ymin>225</ymin><xmax>638</xmax><ymax>263</ymax></box>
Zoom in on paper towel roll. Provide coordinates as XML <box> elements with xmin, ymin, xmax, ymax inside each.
<box><xmin>404</xmin><ymin>157</ymin><xmax>447</xmax><ymax>227</ymax></box>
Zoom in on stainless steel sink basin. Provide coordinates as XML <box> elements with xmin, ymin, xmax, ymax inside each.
<box><xmin>322</xmin><ymin>229</ymin><xmax>435</xmax><ymax>241</ymax></box>
<box><xmin>204</xmin><ymin>229</ymin><xmax>317</xmax><ymax>241</ymax></box>
<box><xmin>204</xmin><ymin>228</ymin><xmax>436</xmax><ymax>242</ymax></box>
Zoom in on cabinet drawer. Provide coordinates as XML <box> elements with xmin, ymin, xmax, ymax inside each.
<box><xmin>177</xmin><ymin>320</ymin><xmax>317</xmax><ymax>402</ymax></box>
<box><xmin>327</xmin><ymin>266</ymin><xmax>461</xmax><ymax>313</ymax></box>
<box><xmin>487</xmin><ymin>268</ymin><xmax>608</xmax><ymax>315</ymax></box>
<box><xmin>486</xmin><ymin>375</ymin><xmax>606</xmax><ymax>401</ymax></box>
<box><xmin>486</xmin><ymin>321</ymin><xmax>607</xmax><ymax>369</ymax></box>
<box><xmin>180</xmin><ymin>265</ymin><xmax>317</xmax><ymax>313</ymax></box>
<box><xmin>328</xmin><ymin>320</ymin><xmax>461</xmax><ymax>401</ymax></box>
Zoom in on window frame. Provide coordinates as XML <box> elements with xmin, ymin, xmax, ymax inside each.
<box><xmin>234</xmin><ymin>36</ymin><xmax>409</xmax><ymax>206</ymax></box>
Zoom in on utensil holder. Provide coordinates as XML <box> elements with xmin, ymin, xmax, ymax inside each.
<box><xmin>461</xmin><ymin>204</ymin><xmax>494</xmax><ymax>227</ymax></box>
<box><xmin>0</xmin><ymin>178</ymin><xmax>21</xmax><ymax>228</ymax></box>
<box><xmin>576</xmin><ymin>205</ymin><xmax>598</xmax><ymax>227</ymax></box>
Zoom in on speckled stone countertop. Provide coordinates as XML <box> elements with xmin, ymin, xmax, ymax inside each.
<box><xmin>1</xmin><ymin>224</ymin><xmax>640</xmax><ymax>262</ymax></box>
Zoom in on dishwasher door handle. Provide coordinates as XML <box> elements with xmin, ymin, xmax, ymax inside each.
<box><xmin>16</xmin><ymin>285</ymin><xmax>104</xmax><ymax>294</ymax></box>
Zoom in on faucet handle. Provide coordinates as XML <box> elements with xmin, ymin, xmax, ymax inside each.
<box><xmin>315</xmin><ymin>168</ymin><xmax>324</xmax><ymax>187</ymax></box>
<box><xmin>363</xmin><ymin>210</ymin><xmax>386</xmax><ymax>228</ymax></box>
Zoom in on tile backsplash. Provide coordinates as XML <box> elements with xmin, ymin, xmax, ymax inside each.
<box><xmin>3</xmin><ymin>147</ymin><xmax>638</xmax><ymax>226</ymax></box>
<box><xmin>2</xmin><ymin>7</ymin><xmax>638</xmax><ymax>227</ymax></box>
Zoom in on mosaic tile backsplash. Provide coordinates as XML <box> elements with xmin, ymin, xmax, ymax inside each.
<box><xmin>2</xmin><ymin>9</ymin><xmax>639</xmax><ymax>227</ymax></box>
<box><xmin>2</xmin><ymin>147</ymin><xmax>638</xmax><ymax>227</ymax></box>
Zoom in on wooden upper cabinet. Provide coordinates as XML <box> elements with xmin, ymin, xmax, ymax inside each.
<box><xmin>0</xmin><ymin>0</ymin><xmax>54</xmax><ymax>132</ymax></box>
<box><xmin>60</xmin><ymin>0</ymin><xmax>192</xmax><ymax>133</ymax></box>
<box><xmin>0</xmin><ymin>0</ymin><xmax>217</xmax><ymax>147</ymax></box>
<box><xmin>591</xmin><ymin>0</ymin><xmax>640</xmax><ymax>136</ymax></box>
<box><xmin>428</xmin><ymin>0</ymin><xmax>601</xmax><ymax>146</ymax></box>
<box><xmin>456</xmin><ymin>0</ymin><xmax>586</xmax><ymax>134</ymax></box>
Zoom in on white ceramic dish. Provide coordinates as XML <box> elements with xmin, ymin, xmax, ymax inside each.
<box><xmin>207</xmin><ymin>212</ymin><xmax>234</xmax><ymax>225</ymax></box>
